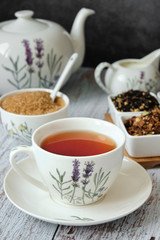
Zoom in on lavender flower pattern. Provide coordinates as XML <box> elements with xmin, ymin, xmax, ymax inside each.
<box><xmin>49</xmin><ymin>160</ymin><xmax>111</xmax><ymax>205</ymax></box>
<box><xmin>81</xmin><ymin>161</ymin><xmax>94</xmax><ymax>204</ymax></box>
<box><xmin>35</xmin><ymin>39</ymin><xmax>44</xmax><ymax>59</ymax></box>
<box><xmin>70</xmin><ymin>159</ymin><xmax>80</xmax><ymax>203</ymax></box>
<box><xmin>140</xmin><ymin>71</ymin><xmax>145</xmax><ymax>80</ymax></box>
<box><xmin>22</xmin><ymin>40</ymin><xmax>34</xmax><ymax>70</ymax></box>
<box><xmin>2</xmin><ymin>38</ymin><xmax>63</xmax><ymax>89</ymax></box>
<box><xmin>22</xmin><ymin>40</ymin><xmax>34</xmax><ymax>87</ymax></box>
<box><xmin>127</xmin><ymin>70</ymin><xmax>158</xmax><ymax>92</ymax></box>
<box><xmin>34</xmin><ymin>39</ymin><xmax>45</xmax><ymax>87</ymax></box>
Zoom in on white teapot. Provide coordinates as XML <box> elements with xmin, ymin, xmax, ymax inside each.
<box><xmin>0</xmin><ymin>9</ymin><xmax>95</xmax><ymax>94</ymax></box>
<box><xmin>94</xmin><ymin>49</ymin><xmax>160</xmax><ymax>94</ymax></box>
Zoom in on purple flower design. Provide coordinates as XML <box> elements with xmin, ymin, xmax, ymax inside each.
<box><xmin>34</xmin><ymin>39</ymin><xmax>44</xmax><ymax>68</ymax></box>
<box><xmin>81</xmin><ymin>161</ymin><xmax>94</xmax><ymax>185</ymax></box>
<box><xmin>22</xmin><ymin>39</ymin><xmax>34</xmax><ymax>85</ymax></box>
<box><xmin>22</xmin><ymin>40</ymin><xmax>34</xmax><ymax>67</ymax></box>
<box><xmin>71</xmin><ymin>159</ymin><xmax>80</xmax><ymax>187</ymax></box>
<box><xmin>81</xmin><ymin>161</ymin><xmax>95</xmax><ymax>204</ymax></box>
<box><xmin>35</xmin><ymin>39</ymin><xmax>44</xmax><ymax>58</ymax></box>
<box><xmin>70</xmin><ymin>159</ymin><xmax>80</xmax><ymax>203</ymax></box>
<box><xmin>81</xmin><ymin>179</ymin><xmax>89</xmax><ymax>185</ymax></box>
<box><xmin>28</xmin><ymin>67</ymin><xmax>34</xmax><ymax>73</ymax></box>
<box><xmin>36</xmin><ymin>61</ymin><xmax>44</xmax><ymax>68</ymax></box>
<box><xmin>139</xmin><ymin>71</ymin><xmax>145</xmax><ymax>85</ymax></box>
<box><xmin>140</xmin><ymin>71</ymin><xmax>145</xmax><ymax>79</ymax></box>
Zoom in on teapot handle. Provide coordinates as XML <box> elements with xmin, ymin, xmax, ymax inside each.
<box><xmin>94</xmin><ymin>62</ymin><xmax>114</xmax><ymax>94</ymax></box>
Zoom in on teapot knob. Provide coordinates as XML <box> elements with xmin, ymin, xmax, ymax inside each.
<box><xmin>2</xmin><ymin>10</ymin><xmax>45</xmax><ymax>33</ymax></box>
<box><xmin>15</xmin><ymin>10</ymin><xmax>34</xmax><ymax>19</ymax></box>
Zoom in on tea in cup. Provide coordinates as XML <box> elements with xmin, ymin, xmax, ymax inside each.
<box><xmin>10</xmin><ymin>117</ymin><xmax>125</xmax><ymax>206</ymax></box>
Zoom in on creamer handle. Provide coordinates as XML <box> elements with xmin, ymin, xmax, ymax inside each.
<box><xmin>94</xmin><ymin>62</ymin><xmax>114</xmax><ymax>94</ymax></box>
<box><xmin>157</xmin><ymin>91</ymin><xmax>160</xmax><ymax>103</ymax></box>
<box><xmin>10</xmin><ymin>145</ymin><xmax>48</xmax><ymax>191</ymax></box>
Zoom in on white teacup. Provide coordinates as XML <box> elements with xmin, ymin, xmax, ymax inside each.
<box><xmin>10</xmin><ymin>117</ymin><xmax>125</xmax><ymax>206</ymax></box>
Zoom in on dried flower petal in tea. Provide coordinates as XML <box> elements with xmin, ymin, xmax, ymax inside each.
<box><xmin>125</xmin><ymin>108</ymin><xmax>160</xmax><ymax>136</ymax></box>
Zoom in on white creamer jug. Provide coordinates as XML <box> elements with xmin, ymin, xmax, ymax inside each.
<box><xmin>94</xmin><ymin>49</ymin><xmax>160</xmax><ymax>94</ymax></box>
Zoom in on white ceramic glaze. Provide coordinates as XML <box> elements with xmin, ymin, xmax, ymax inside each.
<box><xmin>94</xmin><ymin>49</ymin><xmax>160</xmax><ymax>94</ymax></box>
<box><xmin>4</xmin><ymin>156</ymin><xmax>152</xmax><ymax>226</ymax></box>
<box><xmin>0</xmin><ymin>9</ymin><xmax>95</xmax><ymax>94</ymax></box>
<box><xmin>9</xmin><ymin>117</ymin><xmax>125</xmax><ymax>206</ymax></box>
<box><xmin>0</xmin><ymin>88</ymin><xmax>69</xmax><ymax>144</ymax></box>
<box><xmin>119</xmin><ymin>113</ymin><xmax>160</xmax><ymax>158</ymax></box>
<box><xmin>157</xmin><ymin>91</ymin><xmax>160</xmax><ymax>101</ymax></box>
<box><xmin>108</xmin><ymin>92</ymin><xmax>159</xmax><ymax>127</ymax></box>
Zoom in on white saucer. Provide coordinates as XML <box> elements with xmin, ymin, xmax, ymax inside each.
<box><xmin>4</xmin><ymin>156</ymin><xmax>152</xmax><ymax>226</ymax></box>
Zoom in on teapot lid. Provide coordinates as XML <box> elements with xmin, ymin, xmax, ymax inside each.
<box><xmin>1</xmin><ymin>10</ymin><xmax>47</xmax><ymax>33</ymax></box>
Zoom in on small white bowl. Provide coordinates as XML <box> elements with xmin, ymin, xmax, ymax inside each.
<box><xmin>108</xmin><ymin>92</ymin><xmax>159</xmax><ymax>127</ymax></box>
<box><xmin>0</xmin><ymin>88</ymin><xmax>70</xmax><ymax>144</ymax></box>
<box><xmin>118</xmin><ymin>113</ymin><xmax>160</xmax><ymax>158</ymax></box>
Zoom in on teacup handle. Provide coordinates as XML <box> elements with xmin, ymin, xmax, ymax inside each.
<box><xmin>94</xmin><ymin>62</ymin><xmax>114</xmax><ymax>94</ymax></box>
<box><xmin>9</xmin><ymin>145</ymin><xmax>48</xmax><ymax>191</ymax></box>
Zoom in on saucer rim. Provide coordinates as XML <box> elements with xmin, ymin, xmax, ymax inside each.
<box><xmin>3</xmin><ymin>156</ymin><xmax>152</xmax><ymax>226</ymax></box>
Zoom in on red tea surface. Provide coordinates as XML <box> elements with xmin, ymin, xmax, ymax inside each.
<box><xmin>40</xmin><ymin>131</ymin><xmax>116</xmax><ymax>156</ymax></box>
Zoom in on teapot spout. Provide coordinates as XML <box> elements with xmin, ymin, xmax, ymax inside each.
<box><xmin>70</xmin><ymin>8</ymin><xmax>95</xmax><ymax>72</ymax></box>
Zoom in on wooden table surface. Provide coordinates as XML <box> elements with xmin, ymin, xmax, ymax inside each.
<box><xmin>0</xmin><ymin>68</ymin><xmax>160</xmax><ymax>240</ymax></box>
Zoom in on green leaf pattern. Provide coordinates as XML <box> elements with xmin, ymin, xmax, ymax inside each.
<box><xmin>5</xmin><ymin>121</ymin><xmax>32</xmax><ymax>144</ymax></box>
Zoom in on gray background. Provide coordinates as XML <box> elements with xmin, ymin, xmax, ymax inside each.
<box><xmin>0</xmin><ymin>0</ymin><xmax>160</xmax><ymax>67</ymax></box>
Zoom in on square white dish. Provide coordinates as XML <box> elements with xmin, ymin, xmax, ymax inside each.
<box><xmin>108</xmin><ymin>94</ymin><xmax>140</xmax><ymax>127</ymax></box>
<box><xmin>108</xmin><ymin>92</ymin><xmax>159</xmax><ymax>127</ymax></box>
<box><xmin>118</xmin><ymin>113</ymin><xmax>160</xmax><ymax>158</ymax></box>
